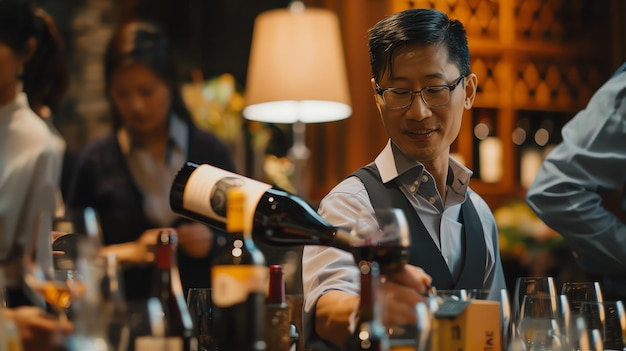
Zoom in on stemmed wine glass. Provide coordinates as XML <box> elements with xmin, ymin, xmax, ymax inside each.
<box><xmin>23</xmin><ymin>231</ymin><xmax>84</xmax><ymax>347</ymax></box>
<box><xmin>350</xmin><ymin>208</ymin><xmax>411</xmax><ymax>347</ymax></box>
<box><xmin>517</xmin><ymin>294</ymin><xmax>564</xmax><ymax>350</ymax></box>
<box><xmin>579</xmin><ymin>300</ymin><xmax>626</xmax><ymax>351</ymax></box>
<box><xmin>349</xmin><ymin>208</ymin><xmax>410</xmax><ymax>275</ymax></box>
<box><xmin>512</xmin><ymin>276</ymin><xmax>558</xmax><ymax>341</ymax></box>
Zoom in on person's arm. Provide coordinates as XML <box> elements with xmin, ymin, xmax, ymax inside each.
<box><xmin>302</xmin><ymin>178</ymin><xmax>371</xmax><ymax>349</ymax></box>
<box><xmin>3</xmin><ymin>306</ymin><xmax>73</xmax><ymax>351</ymax></box>
<box><xmin>527</xmin><ymin>72</ymin><xmax>626</xmax><ymax>276</ymax></box>
<box><xmin>302</xmin><ymin>177</ymin><xmax>431</xmax><ymax>348</ymax></box>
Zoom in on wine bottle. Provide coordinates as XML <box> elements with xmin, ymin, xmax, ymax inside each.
<box><xmin>264</xmin><ymin>265</ymin><xmax>292</xmax><ymax>351</ymax></box>
<box><xmin>212</xmin><ymin>188</ymin><xmax>267</xmax><ymax>351</ymax></box>
<box><xmin>348</xmin><ymin>260</ymin><xmax>389</xmax><ymax>351</ymax></box>
<box><xmin>134</xmin><ymin>230</ymin><xmax>195</xmax><ymax>351</ymax></box>
<box><xmin>169</xmin><ymin>162</ymin><xmax>352</xmax><ymax>251</ymax></box>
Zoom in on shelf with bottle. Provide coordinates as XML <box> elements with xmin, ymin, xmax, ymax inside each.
<box><xmin>513</xmin><ymin>110</ymin><xmax>569</xmax><ymax>189</ymax></box>
<box><xmin>453</xmin><ymin>107</ymin><xmax>572</xmax><ymax>209</ymax></box>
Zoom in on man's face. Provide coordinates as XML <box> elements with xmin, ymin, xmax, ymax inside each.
<box><xmin>372</xmin><ymin>43</ymin><xmax>476</xmax><ymax>167</ymax></box>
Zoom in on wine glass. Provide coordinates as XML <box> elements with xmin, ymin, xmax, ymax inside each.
<box><xmin>561</xmin><ymin>282</ymin><xmax>603</xmax><ymax>312</ymax></box>
<box><xmin>517</xmin><ymin>294</ymin><xmax>564</xmax><ymax>350</ymax></box>
<box><xmin>579</xmin><ymin>300</ymin><xmax>626</xmax><ymax>351</ymax></box>
<box><xmin>513</xmin><ymin>276</ymin><xmax>558</xmax><ymax>341</ymax></box>
<box><xmin>186</xmin><ymin>288</ymin><xmax>213</xmax><ymax>351</ymax></box>
<box><xmin>23</xmin><ymin>249</ymin><xmax>84</xmax><ymax>347</ymax></box>
<box><xmin>349</xmin><ymin>208</ymin><xmax>410</xmax><ymax>275</ymax></box>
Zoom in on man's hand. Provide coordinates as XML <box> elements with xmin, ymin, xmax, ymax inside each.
<box><xmin>379</xmin><ymin>264</ymin><xmax>432</xmax><ymax>326</ymax></box>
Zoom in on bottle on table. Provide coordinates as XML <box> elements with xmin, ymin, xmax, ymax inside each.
<box><xmin>348</xmin><ymin>260</ymin><xmax>389</xmax><ymax>351</ymax></box>
<box><xmin>134</xmin><ymin>230</ymin><xmax>195</xmax><ymax>351</ymax></box>
<box><xmin>211</xmin><ymin>187</ymin><xmax>267</xmax><ymax>351</ymax></box>
<box><xmin>169</xmin><ymin>162</ymin><xmax>352</xmax><ymax>251</ymax></box>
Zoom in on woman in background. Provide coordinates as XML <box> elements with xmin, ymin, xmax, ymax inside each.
<box><xmin>67</xmin><ymin>20</ymin><xmax>235</xmax><ymax>300</ymax></box>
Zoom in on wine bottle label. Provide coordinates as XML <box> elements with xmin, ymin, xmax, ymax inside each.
<box><xmin>135</xmin><ymin>336</ymin><xmax>183</xmax><ymax>351</ymax></box>
<box><xmin>212</xmin><ymin>265</ymin><xmax>268</xmax><ymax>307</ymax></box>
<box><xmin>184</xmin><ymin>164</ymin><xmax>271</xmax><ymax>231</ymax></box>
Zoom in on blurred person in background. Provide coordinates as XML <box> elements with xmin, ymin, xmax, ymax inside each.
<box><xmin>66</xmin><ymin>20</ymin><xmax>235</xmax><ymax>300</ymax></box>
<box><xmin>527</xmin><ymin>62</ymin><xmax>626</xmax><ymax>301</ymax></box>
<box><xmin>21</xmin><ymin>5</ymin><xmax>74</xmax><ymax>217</ymax></box>
<box><xmin>0</xmin><ymin>0</ymin><xmax>55</xmax><ymax>307</ymax></box>
<box><xmin>0</xmin><ymin>0</ymin><xmax>72</xmax><ymax>349</ymax></box>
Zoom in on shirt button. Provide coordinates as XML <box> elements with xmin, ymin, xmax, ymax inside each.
<box><xmin>429</xmin><ymin>197</ymin><xmax>436</xmax><ymax>204</ymax></box>
<box><xmin>409</xmin><ymin>186</ymin><xmax>416</xmax><ymax>193</ymax></box>
<box><xmin>422</xmin><ymin>175</ymin><xmax>429</xmax><ymax>182</ymax></box>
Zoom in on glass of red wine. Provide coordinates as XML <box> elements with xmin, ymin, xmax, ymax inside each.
<box><xmin>349</xmin><ymin>208</ymin><xmax>410</xmax><ymax>275</ymax></box>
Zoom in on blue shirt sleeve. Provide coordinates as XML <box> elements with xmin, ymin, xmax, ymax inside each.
<box><xmin>526</xmin><ymin>69</ymin><xmax>626</xmax><ymax>276</ymax></box>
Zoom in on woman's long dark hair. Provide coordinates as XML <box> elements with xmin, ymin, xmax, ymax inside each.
<box><xmin>0</xmin><ymin>0</ymin><xmax>37</xmax><ymax>55</ymax></box>
<box><xmin>104</xmin><ymin>20</ymin><xmax>192</xmax><ymax>130</ymax></box>
<box><xmin>22</xmin><ymin>7</ymin><xmax>69</xmax><ymax>114</ymax></box>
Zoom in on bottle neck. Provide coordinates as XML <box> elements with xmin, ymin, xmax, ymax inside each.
<box><xmin>267</xmin><ymin>265</ymin><xmax>286</xmax><ymax>304</ymax></box>
<box><xmin>153</xmin><ymin>241</ymin><xmax>184</xmax><ymax>299</ymax></box>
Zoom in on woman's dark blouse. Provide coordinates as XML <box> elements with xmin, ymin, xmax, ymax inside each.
<box><xmin>67</xmin><ymin>125</ymin><xmax>235</xmax><ymax>300</ymax></box>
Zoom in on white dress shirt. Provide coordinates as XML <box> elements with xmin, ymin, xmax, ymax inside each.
<box><xmin>0</xmin><ymin>92</ymin><xmax>55</xmax><ymax>284</ymax></box>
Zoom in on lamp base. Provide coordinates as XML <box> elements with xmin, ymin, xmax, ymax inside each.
<box><xmin>288</xmin><ymin>121</ymin><xmax>310</xmax><ymax>199</ymax></box>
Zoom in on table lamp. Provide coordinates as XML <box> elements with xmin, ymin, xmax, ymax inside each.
<box><xmin>243</xmin><ymin>1</ymin><xmax>352</xmax><ymax>200</ymax></box>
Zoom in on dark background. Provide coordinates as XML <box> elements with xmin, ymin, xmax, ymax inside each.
<box><xmin>35</xmin><ymin>0</ymin><xmax>292</xmax><ymax>84</ymax></box>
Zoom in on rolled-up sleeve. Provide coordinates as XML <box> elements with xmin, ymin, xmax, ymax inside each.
<box><xmin>302</xmin><ymin>177</ymin><xmax>372</xmax><ymax>349</ymax></box>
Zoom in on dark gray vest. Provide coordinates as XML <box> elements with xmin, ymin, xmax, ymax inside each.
<box><xmin>352</xmin><ymin>164</ymin><xmax>486</xmax><ymax>290</ymax></box>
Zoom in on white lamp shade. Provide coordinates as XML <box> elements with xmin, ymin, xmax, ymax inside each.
<box><xmin>243</xmin><ymin>6</ymin><xmax>352</xmax><ymax>124</ymax></box>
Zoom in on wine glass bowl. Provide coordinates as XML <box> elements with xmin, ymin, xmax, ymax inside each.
<box><xmin>517</xmin><ymin>294</ymin><xmax>564</xmax><ymax>350</ymax></box>
<box><xmin>24</xmin><ymin>261</ymin><xmax>84</xmax><ymax>317</ymax></box>
<box><xmin>349</xmin><ymin>208</ymin><xmax>410</xmax><ymax>274</ymax></box>
<box><xmin>513</xmin><ymin>277</ymin><xmax>558</xmax><ymax>328</ymax></box>
<box><xmin>579</xmin><ymin>300</ymin><xmax>626</xmax><ymax>351</ymax></box>
<box><xmin>561</xmin><ymin>281</ymin><xmax>603</xmax><ymax>312</ymax></box>
<box><xmin>186</xmin><ymin>288</ymin><xmax>213</xmax><ymax>351</ymax></box>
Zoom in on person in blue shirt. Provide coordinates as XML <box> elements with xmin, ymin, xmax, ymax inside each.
<box><xmin>527</xmin><ymin>62</ymin><xmax>626</xmax><ymax>300</ymax></box>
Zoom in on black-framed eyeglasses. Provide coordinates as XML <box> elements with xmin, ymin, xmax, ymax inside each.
<box><xmin>375</xmin><ymin>75</ymin><xmax>466</xmax><ymax>110</ymax></box>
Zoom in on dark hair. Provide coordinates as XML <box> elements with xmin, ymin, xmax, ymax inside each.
<box><xmin>104</xmin><ymin>20</ymin><xmax>192</xmax><ymax>130</ymax></box>
<box><xmin>368</xmin><ymin>8</ymin><xmax>471</xmax><ymax>83</ymax></box>
<box><xmin>22</xmin><ymin>7</ymin><xmax>69</xmax><ymax>114</ymax></box>
<box><xmin>0</xmin><ymin>0</ymin><xmax>38</xmax><ymax>55</ymax></box>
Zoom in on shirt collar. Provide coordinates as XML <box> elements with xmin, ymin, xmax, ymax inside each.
<box><xmin>118</xmin><ymin>113</ymin><xmax>189</xmax><ymax>158</ymax></box>
<box><xmin>374</xmin><ymin>139</ymin><xmax>473</xmax><ymax>194</ymax></box>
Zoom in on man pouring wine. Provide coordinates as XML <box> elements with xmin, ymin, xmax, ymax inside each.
<box><xmin>301</xmin><ymin>8</ymin><xmax>506</xmax><ymax>350</ymax></box>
